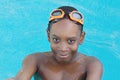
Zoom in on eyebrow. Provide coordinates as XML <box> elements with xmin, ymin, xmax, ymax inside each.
<box><xmin>68</xmin><ymin>37</ymin><xmax>77</xmax><ymax>39</ymax></box>
<box><xmin>52</xmin><ymin>34</ymin><xmax>59</xmax><ymax>37</ymax></box>
<box><xmin>52</xmin><ymin>34</ymin><xmax>77</xmax><ymax>39</ymax></box>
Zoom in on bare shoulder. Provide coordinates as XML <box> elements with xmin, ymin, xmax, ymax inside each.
<box><xmin>77</xmin><ymin>54</ymin><xmax>103</xmax><ymax>69</ymax></box>
<box><xmin>24</xmin><ymin>52</ymin><xmax>52</xmax><ymax>63</ymax></box>
<box><xmin>86</xmin><ymin>56</ymin><xmax>103</xmax><ymax>68</ymax></box>
<box><xmin>86</xmin><ymin>56</ymin><xmax>103</xmax><ymax>80</ymax></box>
<box><xmin>23</xmin><ymin>52</ymin><xmax>42</xmax><ymax>62</ymax></box>
<box><xmin>22</xmin><ymin>52</ymin><xmax>45</xmax><ymax>69</ymax></box>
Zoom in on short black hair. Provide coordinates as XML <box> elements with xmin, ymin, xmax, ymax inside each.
<box><xmin>47</xmin><ymin>6</ymin><xmax>83</xmax><ymax>32</ymax></box>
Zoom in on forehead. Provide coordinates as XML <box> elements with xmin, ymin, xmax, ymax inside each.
<box><xmin>50</xmin><ymin>19</ymin><xmax>80</xmax><ymax>37</ymax></box>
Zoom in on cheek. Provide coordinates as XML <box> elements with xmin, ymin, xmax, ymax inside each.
<box><xmin>50</xmin><ymin>43</ymin><xmax>57</xmax><ymax>51</ymax></box>
<box><xmin>50</xmin><ymin>43</ymin><xmax>54</xmax><ymax>49</ymax></box>
<box><xmin>70</xmin><ymin>44</ymin><xmax>79</xmax><ymax>52</ymax></box>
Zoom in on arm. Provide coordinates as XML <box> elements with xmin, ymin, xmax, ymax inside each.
<box><xmin>14</xmin><ymin>54</ymin><xmax>37</xmax><ymax>80</ymax></box>
<box><xmin>86</xmin><ymin>57</ymin><xmax>103</xmax><ymax>80</ymax></box>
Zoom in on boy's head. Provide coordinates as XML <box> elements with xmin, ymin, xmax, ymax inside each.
<box><xmin>47</xmin><ymin>6</ymin><xmax>85</xmax><ymax>63</ymax></box>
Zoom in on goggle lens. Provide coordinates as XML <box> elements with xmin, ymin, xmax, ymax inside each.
<box><xmin>72</xmin><ymin>12</ymin><xmax>82</xmax><ymax>19</ymax></box>
<box><xmin>52</xmin><ymin>10</ymin><xmax>62</xmax><ymax>16</ymax></box>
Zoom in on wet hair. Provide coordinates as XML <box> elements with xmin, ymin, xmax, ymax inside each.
<box><xmin>47</xmin><ymin>6</ymin><xmax>83</xmax><ymax>32</ymax></box>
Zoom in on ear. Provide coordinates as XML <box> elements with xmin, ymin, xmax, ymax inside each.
<box><xmin>47</xmin><ymin>30</ymin><xmax>50</xmax><ymax>42</ymax></box>
<box><xmin>79</xmin><ymin>32</ymin><xmax>85</xmax><ymax>44</ymax></box>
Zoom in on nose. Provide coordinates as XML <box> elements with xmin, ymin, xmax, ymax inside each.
<box><xmin>59</xmin><ymin>42</ymin><xmax>68</xmax><ymax>52</ymax></box>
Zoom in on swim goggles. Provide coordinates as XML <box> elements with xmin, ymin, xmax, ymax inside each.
<box><xmin>49</xmin><ymin>9</ymin><xmax>84</xmax><ymax>25</ymax></box>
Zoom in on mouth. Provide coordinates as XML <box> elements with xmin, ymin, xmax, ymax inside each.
<box><xmin>57</xmin><ymin>53</ymin><xmax>69</xmax><ymax>58</ymax></box>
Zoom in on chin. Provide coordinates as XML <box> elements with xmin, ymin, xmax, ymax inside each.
<box><xmin>55</xmin><ymin>56</ymin><xmax>72</xmax><ymax>64</ymax></box>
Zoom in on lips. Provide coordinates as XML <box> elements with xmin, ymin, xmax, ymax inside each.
<box><xmin>57</xmin><ymin>53</ymin><xmax>69</xmax><ymax>58</ymax></box>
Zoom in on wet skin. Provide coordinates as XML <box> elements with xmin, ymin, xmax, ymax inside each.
<box><xmin>7</xmin><ymin>19</ymin><xmax>103</xmax><ymax>80</ymax></box>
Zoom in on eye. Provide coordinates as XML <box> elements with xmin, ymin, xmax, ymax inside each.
<box><xmin>53</xmin><ymin>38</ymin><xmax>60</xmax><ymax>43</ymax></box>
<box><xmin>68</xmin><ymin>39</ymin><xmax>76</xmax><ymax>44</ymax></box>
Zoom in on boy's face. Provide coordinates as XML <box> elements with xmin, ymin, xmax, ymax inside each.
<box><xmin>47</xmin><ymin>19</ymin><xmax>85</xmax><ymax>63</ymax></box>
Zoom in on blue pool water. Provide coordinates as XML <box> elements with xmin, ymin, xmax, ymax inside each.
<box><xmin>0</xmin><ymin>0</ymin><xmax>120</xmax><ymax>80</ymax></box>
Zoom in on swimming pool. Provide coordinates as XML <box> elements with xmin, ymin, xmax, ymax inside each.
<box><xmin>0</xmin><ymin>0</ymin><xmax>120</xmax><ymax>80</ymax></box>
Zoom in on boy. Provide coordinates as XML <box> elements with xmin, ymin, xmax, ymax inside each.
<box><xmin>8</xmin><ymin>6</ymin><xmax>103</xmax><ymax>80</ymax></box>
